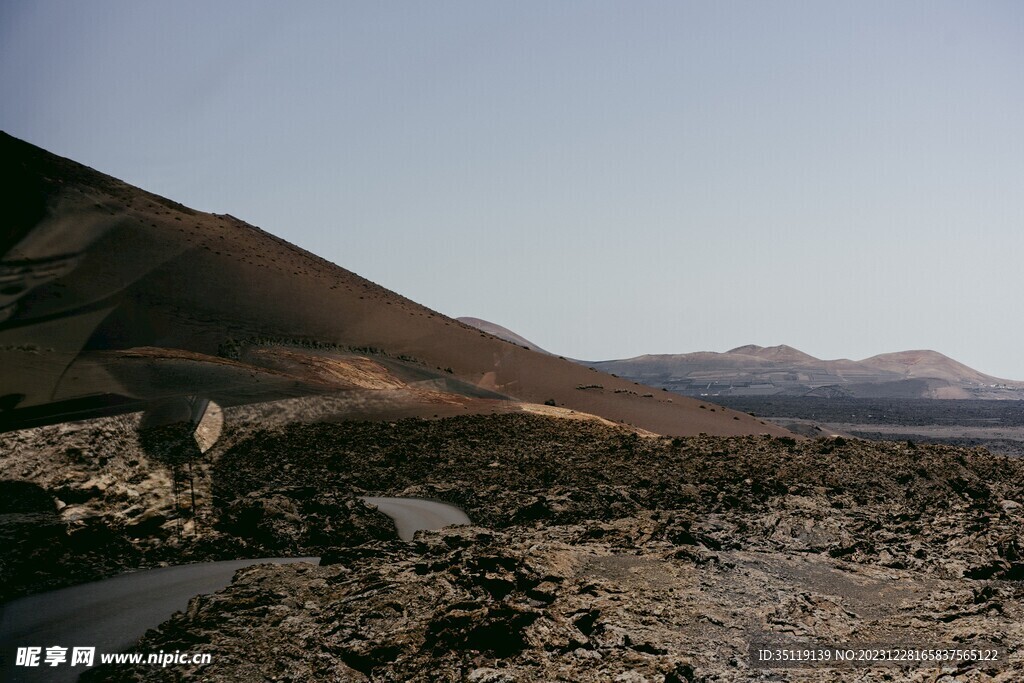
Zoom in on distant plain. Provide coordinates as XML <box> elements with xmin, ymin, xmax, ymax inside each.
<box><xmin>715</xmin><ymin>396</ymin><xmax>1024</xmax><ymax>458</ymax></box>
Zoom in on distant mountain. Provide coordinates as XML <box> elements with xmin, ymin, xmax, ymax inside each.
<box><xmin>456</xmin><ymin>317</ymin><xmax>552</xmax><ymax>355</ymax></box>
<box><xmin>727</xmin><ymin>344</ymin><xmax>820</xmax><ymax>364</ymax></box>
<box><xmin>586</xmin><ymin>344</ymin><xmax>1024</xmax><ymax>400</ymax></box>
<box><xmin>455</xmin><ymin>318</ymin><xmax>1024</xmax><ymax>400</ymax></box>
<box><xmin>857</xmin><ymin>350</ymin><xmax>1000</xmax><ymax>385</ymax></box>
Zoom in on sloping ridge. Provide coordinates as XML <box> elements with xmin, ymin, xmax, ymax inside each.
<box><xmin>0</xmin><ymin>132</ymin><xmax>788</xmax><ymax>437</ymax></box>
<box><xmin>456</xmin><ymin>317</ymin><xmax>552</xmax><ymax>355</ymax></box>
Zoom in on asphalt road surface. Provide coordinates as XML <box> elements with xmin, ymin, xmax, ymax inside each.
<box><xmin>0</xmin><ymin>557</ymin><xmax>318</xmax><ymax>682</ymax></box>
<box><xmin>359</xmin><ymin>495</ymin><xmax>471</xmax><ymax>541</ymax></box>
<box><xmin>0</xmin><ymin>497</ymin><xmax>469</xmax><ymax>681</ymax></box>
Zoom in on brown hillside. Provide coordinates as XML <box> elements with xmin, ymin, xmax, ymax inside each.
<box><xmin>0</xmin><ymin>133</ymin><xmax>787</xmax><ymax>437</ymax></box>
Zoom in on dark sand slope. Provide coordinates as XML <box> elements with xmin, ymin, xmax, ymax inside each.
<box><xmin>0</xmin><ymin>133</ymin><xmax>788</xmax><ymax>437</ymax></box>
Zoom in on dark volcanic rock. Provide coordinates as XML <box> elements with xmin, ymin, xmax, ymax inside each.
<box><xmin>6</xmin><ymin>412</ymin><xmax>1024</xmax><ymax>680</ymax></box>
<box><xmin>85</xmin><ymin>524</ymin><xmax>1024</xmax><ymax>682</ymax></box>
<box><xmin>216</xmin><ymin>487</ymin><xmax>395</xmax><ymax>554</ymax></box>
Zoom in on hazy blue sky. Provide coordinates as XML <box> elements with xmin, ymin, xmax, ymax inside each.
<box><xmin>3</xmin><ymin>2</ymin><xmax>1023</xmax><ymax>378</ymax></box>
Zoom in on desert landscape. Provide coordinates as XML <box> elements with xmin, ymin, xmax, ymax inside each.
<box><xmin>1</xmin><ymin>135</ymin><xmax>1022</xmax><ymax>682</ymax></box>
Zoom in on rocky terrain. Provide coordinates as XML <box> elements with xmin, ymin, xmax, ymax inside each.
<box><xmin>3</xmin><ymin>410</ymin><xmax>1023</xmax><ymax>681</ymax></box>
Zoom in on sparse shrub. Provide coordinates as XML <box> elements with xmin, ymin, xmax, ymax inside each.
<box><xmin>218</xmin><ymin>338</ymin><xmax>243</xmax><ymax>360</ymax></box>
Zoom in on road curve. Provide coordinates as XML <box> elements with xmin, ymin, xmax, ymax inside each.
<box><xmin>0</xmin><ymin>497</ymin><xmax>470</xmax><ymax>681</ymax></box>
<box><xmin>360</xmin><ymin>496</ymin><xmax>471</xmax><ymax>541</ymax></box>
<box><xmin>0</xmin><ymin>557</ymin><xmax>318</xmax><ymax>682</ymax></box>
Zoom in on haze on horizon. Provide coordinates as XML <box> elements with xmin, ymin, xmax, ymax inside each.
<box><xmin>2</xmin><ymin>2</ymin><xmax>1022</xmax><ymax>379</ymax></box>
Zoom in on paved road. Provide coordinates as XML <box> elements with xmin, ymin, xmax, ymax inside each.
<box><xmin>0</xmin><ymin>497</ymin><xmax>469</xmax><ymax>681</ymax></box>
<box><xmin>359</xmin><ymin>496</ymin><xmax>471</xmax><ymax>541</ymax></box>
<box><xmin>0</xmin><ymin>557</ymin><xmax>318</xmax><ymax>682</ymax></box>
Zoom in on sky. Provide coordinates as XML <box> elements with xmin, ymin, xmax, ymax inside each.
<box><xmin>2</xmin><ymin>2</ymin><xmax>1023</xmax><ymax>378</ymax></box>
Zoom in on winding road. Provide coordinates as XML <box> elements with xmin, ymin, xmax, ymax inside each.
<box><xmin>0</xmin><ymin>496</ymin><xmax>469</xmax><ymax>681</ymax></box>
